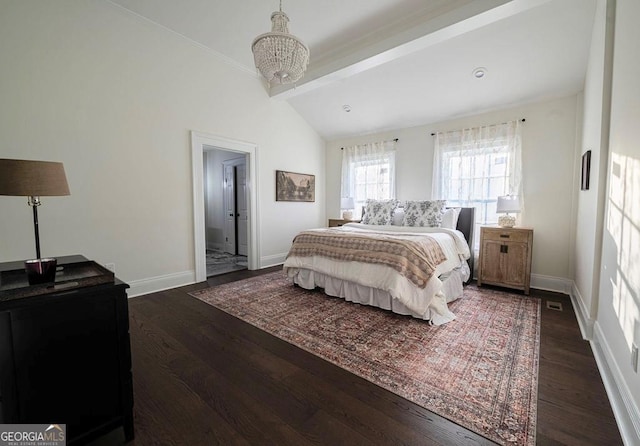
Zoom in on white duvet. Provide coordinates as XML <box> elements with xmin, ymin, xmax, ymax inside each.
<box><xmin>283</xmin><ymin>223</ymin><xmax>471</xmax><ymax>324</ymax></box>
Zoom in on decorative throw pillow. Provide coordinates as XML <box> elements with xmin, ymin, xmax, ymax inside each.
<box><xmin>441</xmin><ymin>207</ymin><xmax>462</xmax><ymax>229</ymax></box>
<box><xmin>392</xmin><ymin>207</ymin><xmax>405</xmax><ymax>226</ymax></box>
<box><xmin>402</xmin><ymin>200</ymin><xmax>447</xmax><ymax>227</ymax></box>
<box><xmin>361</xmin><ymin>199</ymin><xmax>399</xmax><ymax>225</ymax></box>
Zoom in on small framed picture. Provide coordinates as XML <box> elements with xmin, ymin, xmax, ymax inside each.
<box><xmin>581</xmin><ymin>150</ymin><xmax>591</xmax><ymax>191</ymax></box>
<box><xmin>276</xmin><ymin>170</ymin><xmax>315</xmax><ymax>202</ymax></box>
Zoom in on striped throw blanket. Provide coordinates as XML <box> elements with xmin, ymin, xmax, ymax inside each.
<box><xmin>286</xmin><ymin>229</ymin><xmax>447</xmax><ymax>288</ymax></box>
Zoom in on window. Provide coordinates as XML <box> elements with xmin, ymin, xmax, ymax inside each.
<box><xmin>441</xmin><ymin>145</ymin><xmax>510</xmax><ymax>223</ymax></box>
<box><xmin>341</xmin><ymin>141</ymin><xmax>396</xmax><ymax>218</ymax></box>
<box><xmin>433</xmin><ymin>121</ymin><xmax>522</xmax><ymax>248</ymax></box>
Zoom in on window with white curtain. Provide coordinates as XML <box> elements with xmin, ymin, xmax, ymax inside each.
<box><xmin>432</xmin><ymin>120</ymin><xmax>523</xmax><ymax>247</ymax></box>
<box><xmin>341</xmin><ymin>141</ymin><xmax>396</xmax><ymax>218</ymax></box>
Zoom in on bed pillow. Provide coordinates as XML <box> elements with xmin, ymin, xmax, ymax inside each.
<box><xmin>361</xmin><ymin>199</ymin><xmax>400</xmax><ymax>225</ymax></box>
<box><xmin>402</xmin><ymin>200</ymin><xmax>447</xmax><ymax>227</ymax></box>
<box><xmin>441</xmin><ymin>207</ymin><xmax>462</xmax><ymax>229</ymax></box>
<box><xmin>392</xmin><ymin>207</ymin><xmax>405</xmax><ymax>225</ymax></box>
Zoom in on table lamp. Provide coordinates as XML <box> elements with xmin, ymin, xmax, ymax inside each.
<box><xmin>341</xmin><ymin>197</ymin><xmax>355</xmax><ymax>220</ymax></box>
<box><xmin>496</xmin><ymin>195</ymin><xmax>520</xmax><ymax>228</ymax></box>
<box><xmin>0</xmin><ymin>159</ymin><xmax>70</xmax><ymax>284</ymax></box>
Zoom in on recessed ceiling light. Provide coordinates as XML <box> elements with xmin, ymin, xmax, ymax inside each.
<box><xmin>472</xmin><ymin>67</ymin><xmax>487</xmax><ymax>79</ymax></box>
<box><xmin>342</xmin><ymin>104</ymin><xmax>352</xmax><ymax>112</ymax></box>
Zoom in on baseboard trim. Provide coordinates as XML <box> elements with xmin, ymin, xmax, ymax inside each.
<box><xmin>569</xmin><ymin>282</ymin><xmax>595</xmax><ymax>340</ymax></box>
<box><xmin>530</xmin><ymin>273</ymin><xmax>572</xmax><ymax>294</ymax></box>
<box><xmin>260</xmin><ymin>253</ymin><xmax>287</xmax><ymax>269</ymax></box>
<box><xmin>127</xmin><ymin>270</ymin><xmax>196</xmax><ymax>297</ymax></box>
<box><xmin>127</xmin><ymin>255</ymin><xmax>286</xmax><ymax>296</ymax></box>
<box><xmin>592</xmin><ymin>322</ymin><xmax>640</xmax><ymax>446</ymax></box>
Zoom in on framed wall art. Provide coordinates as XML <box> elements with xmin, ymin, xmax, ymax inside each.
<box><xmin>581</xmin><ymin>150</ymin><xmax>591</xmax><ymax>191</ymax></box>
<box><xmin>276</xmin><ymin>170</ymin><xmax>315</xmax><ymax>202</ymax></box>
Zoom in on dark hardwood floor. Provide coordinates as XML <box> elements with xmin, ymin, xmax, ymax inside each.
<box><xmin>114</xmin><ymin>268</ymin><xmax>622</xmax><ymax>445</ymax></box>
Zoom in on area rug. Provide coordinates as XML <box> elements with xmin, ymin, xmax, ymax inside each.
<box><xmin>189</xmin><ymin>272</ymin><xmax>540</xmax><ymax>445</ymax></box>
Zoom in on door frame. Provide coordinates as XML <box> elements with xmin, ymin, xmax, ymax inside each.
<box><xmin>191</xmin><ymin>131</ymin><xmax>259</xmax><ymax>282</ymax></box>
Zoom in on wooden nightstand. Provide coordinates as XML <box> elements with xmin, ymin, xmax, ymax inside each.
<box><xmin>328</xmin><ymin>219</ymin><xmax>360</xmax><ymax>227</ymax></box>
<box><xmin>477</xmin><ymin>226</ymin><xmax>533</xmax><ymax>294</ymax></box>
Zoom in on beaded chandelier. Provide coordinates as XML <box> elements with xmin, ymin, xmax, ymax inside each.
<box><xmin>251</xmin><ymin>0</ymin><xmax>309</xmax><ymax>85</ymax></box>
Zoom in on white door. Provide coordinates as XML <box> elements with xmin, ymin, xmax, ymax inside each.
<box><xmin>236</xmin><ymin>164</ymin><xmax>248</xmax><ymax>256</ymax></box>
<box><xmin>223</xmin><ymin>162</ymin><xmax>236</xmax><ymax>254</ymax></box>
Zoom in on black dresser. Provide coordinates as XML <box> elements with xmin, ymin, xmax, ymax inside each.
<box><xmin>0</xmin><ymin>255</ymin><xmax>134</xmax><ymax>445</ymax></box>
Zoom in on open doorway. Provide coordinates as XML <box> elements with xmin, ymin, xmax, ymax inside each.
<box><xmin>191</xmin><ymin>131</ymin><xmax>259</xmax><ymax>283</ymax></box>
<box><xmin>203</xmin><ymin>149</ymin><xmax>248</xmax><ymax>276</ymax></box>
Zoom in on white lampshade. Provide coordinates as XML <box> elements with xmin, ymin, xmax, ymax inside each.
<box><xmin>496</xmin><ymin>195</ymin><xmax>521</xmax><ymax>214</ymax></box>
<box><xmin>340</xmin><ymin>197</ymin><xmax>355</xmax><ymax>210</ymax></box>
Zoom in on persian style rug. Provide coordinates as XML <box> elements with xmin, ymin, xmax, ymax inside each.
<box><xmin>190</xmin><ymin>272</ymin><xmax>540</xmax><ymax>445</ymax></box>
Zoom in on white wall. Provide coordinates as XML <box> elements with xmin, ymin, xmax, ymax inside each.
<box><xmin>0</xmin><ymin>0</ymin><xmax>325</xmax><ymax>293</ymax></box>
<box><xmin>593</xmin><ymin>0</ymin><xmax>640</xmax><ymax>443</ymax></box>
<box><xmin>327</xmin><ymin>95</ymin><xmax>579</xmax><ymax>287</ymax></box>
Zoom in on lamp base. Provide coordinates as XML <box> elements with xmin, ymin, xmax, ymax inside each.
<box><xmin>25</xmin><ymin>258</ymin><xmax>57</xmax><ymax>285</ymax></box>
<box><xmin>342</xmin><ymin>210</ymin><xmax>353</xmax><ymax>220</ymax></box>
<box><xmin>498</xmin><ymin>214</ymin><xmax>516</xmax><ymax>228</ymax></box>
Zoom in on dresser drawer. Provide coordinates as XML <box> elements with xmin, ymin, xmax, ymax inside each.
<box><xmin>481</xmin><ymin>227</ymin><xmax>532</xmax><ymax>243</ymax></box>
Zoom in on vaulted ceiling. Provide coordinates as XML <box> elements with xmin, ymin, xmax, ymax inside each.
<box><xmin>108</xmin><ymin>0</ymin><xmax>596</xmax><ymax>140</ymax></box>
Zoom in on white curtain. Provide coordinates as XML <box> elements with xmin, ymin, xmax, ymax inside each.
<box><xmin>341</xmin><ymin>140</ymin><xmax>396</xmax><ymax>218</ymax></box>
<box><xmin>432</xmin><ymin>120</ymin><xmax>523</xmax><ymax>241</ymax></box>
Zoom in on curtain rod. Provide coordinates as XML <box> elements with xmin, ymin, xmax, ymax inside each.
<box><xmin>341</xmin><ymin>138</ymin><xmax>398</xmax><ymax>150</ymax></box>
<box><xmin>430</xmin><ymin>118</ymin><xmax>525</xmax><ymax>136</ymax></box>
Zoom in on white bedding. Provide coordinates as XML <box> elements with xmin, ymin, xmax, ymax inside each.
<box><xmin>283</xmin><ymin>223</ymin><xmax>471</xmax><ymax>325</ymax></box>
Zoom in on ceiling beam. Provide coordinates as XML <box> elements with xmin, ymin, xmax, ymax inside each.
<box><xmin>270</xmin><ymin>0</ymin><xmax>553</xmax><ymax>99</ymax></box>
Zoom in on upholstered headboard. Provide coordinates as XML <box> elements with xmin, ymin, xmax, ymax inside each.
<box><xmin>455</xmin><ymin>207</ymin><xmax>475</xmax><ymax>284</ymax></box>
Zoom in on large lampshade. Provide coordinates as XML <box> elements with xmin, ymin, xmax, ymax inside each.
<box><xmin>496</xmin><ymin>195</ymin><xmax>521</xmax><ymax>214</ymax></box>
<box><xmin>0</xmin><ymin>159</ymin><xmax>70</xmax><ymax>197</ymax></box>
<box><xmin>251</xmin><ymin>1</ymin><xmax>309</xmax><ymax>85</ymax></box>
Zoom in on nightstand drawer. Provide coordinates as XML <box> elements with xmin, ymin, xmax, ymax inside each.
<box><xmin>481</xmin><ymin>227</ymin><xmax>532</xmax><ymax>243</ymax></box>
<box><xmin>328</xmin><ymin>219</ymin><xmax>360</xmax><ymax>227</ymax></box>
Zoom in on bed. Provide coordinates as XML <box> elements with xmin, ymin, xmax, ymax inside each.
<box><xmin>283</xmin><ymin>202</ymin><xmax>475</xmax><ymax>325</ymax></box>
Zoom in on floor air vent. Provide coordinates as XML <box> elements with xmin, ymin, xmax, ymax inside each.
<box><xmin>546</xmin><ymin>301</ymin><xmax>563</xmax><ymax>311</ymax></box>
